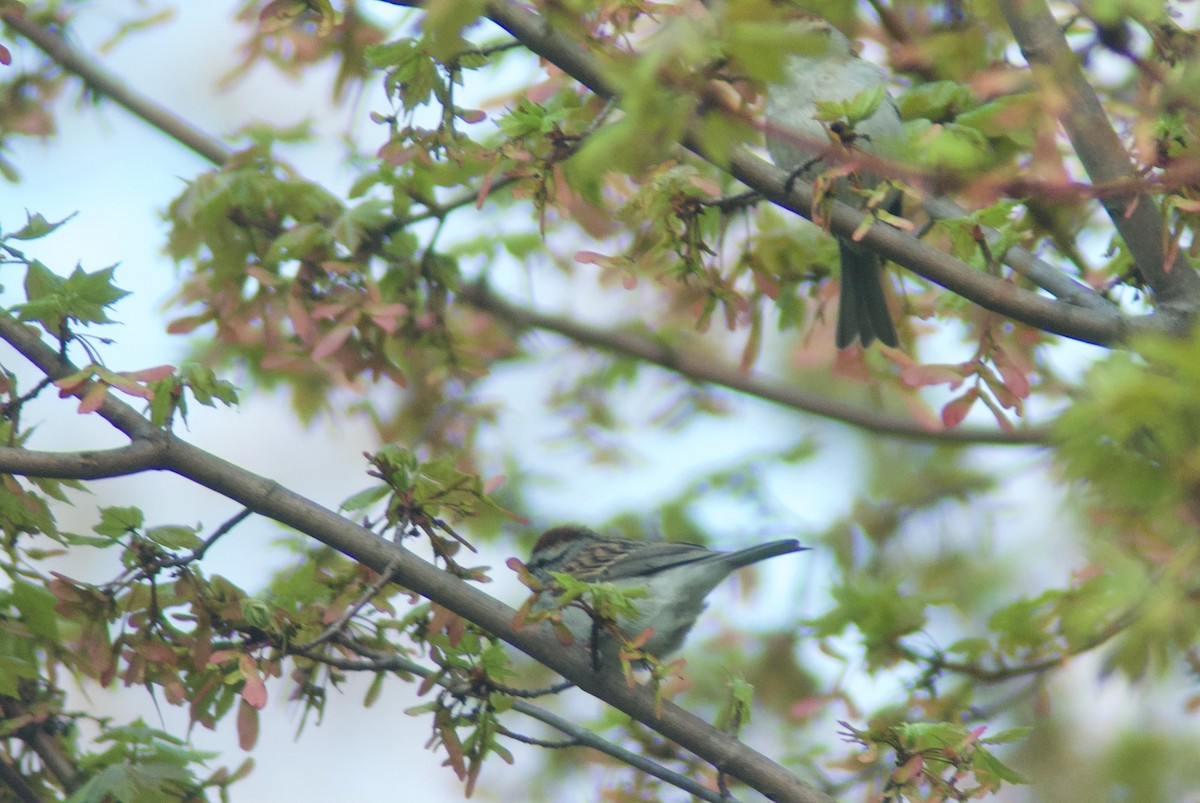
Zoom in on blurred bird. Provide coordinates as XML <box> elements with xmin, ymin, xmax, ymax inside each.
<box><xmin>765</xmin><ymin>17</ymin><xmax>905</xmax><ymax>348</ymax></box>
<box><xmin>524</xmin><ymin>525</ymin><xmax>808</xmax><ymax>669</ymax></box>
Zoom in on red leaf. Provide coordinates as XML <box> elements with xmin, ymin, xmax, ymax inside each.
<box><xmin>992</xmin><ymin>347</ymin><xmax>1031</xmax><ymax>399</ymax></box>
<box><xmin>237</xmin><ymin>698</ymin><xmax>260</xmax><ymax>750</ymax></box>
<box><xmin>476</xmin><ymin>160</ymin><xmax>500</xmax><ymax>209</ymax></box>
<box><xmin>54</xmin><ymin>367</ymin><xmax>94</xmax><ymax>394</ymax></box>
<box><xmin>574</xmin><ymin>250</ymin><xmax>609</xmax><ymax>265</ymax></box>
<box><xmin>941</xmin><ymin>389</ymin><xmax>979</xmax><ymax>428</ymax></box>
<box><xmin>789</xmin><ymin>695</ymin><xmax>831</xmax><ymax>719</ymax></box>
<box><xmin>894</xmin><ymin>753</ymin><xmax>924</xmax><ymax>783</ymax></box>
<box><xmin>0</xmin><ymin>44</ymin><xmax>11</xmax><ymax>67</ymax></box>
<box><xmin>753</xmin><ymin>272</ymin><xmax>780</xmax><ymax>299</ymax></box>
<box><xmin>124</xmin><ymin>365</ymin><xmax>176</xmax><ymax>383</ymax></box>
<box><xmin>239</xmin><ymin>654</ymin><xmax>268</xmax><ymax>709</ymax></box>
<box><xmin>367</xmin><ymin>303</ymin><xmax>408</xmax><ymax>334</ymax></box>
<box><xmin>378</xmin><ymin>139</ymin><xmax>416</xmax><ymax>167</ymax></box>
<box><xmin>78</xmin><ymin>383</ymin><xmax>108</xmax><ymax>414</ymax></box>
<box><xmin>900</xmin><ymin>361</ymin><xmax>968</xmax><ymax>389</ymax></box>
<box><xmin>166</xmin><ymin>312</ymin><xmax>211</xmax><ymax>331</ymax></box>
<box><xmin>287</xmin><ymin>293</ymin><xmax>315</xmax><ymax>343</ymax></box>
<box><xmin>311</xmin><ymin>322</ymin><xmax>355</xmax><ymax>360</ymax></box>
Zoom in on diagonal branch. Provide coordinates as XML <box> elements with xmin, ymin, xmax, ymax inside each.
<box><xmin>999</xmin><ymin>0</ymin><xmax>1200</xmax><ymax>309</ymax></box>
<box><xmin>476</xmin><ymin>0</ymin><xmax>1155</xmax><ymax>347</ymax></box>
<box><xmin>460</xmin><ymin>282</ymin><xmax>1047</xmax><ymax>444</ymax></box>
<box><xmin>0</xmin><ymin>696</ymin><xmax>83</xmax><ymax>795</ymax></box>
<box><xmin>921</xmin><ymin>196</ymin><xmax>1111</xmax><ymax>312</ymax></box>
<box><xmin>1</xmin><ymin>11</ymin><xmax>1050</xmax><ymax>444</ymax></box>
<box><xmin>0</xmin><ymin>10</ymin><xmax>228</xmax><ymax>166</ymax></box>
<box><xmin>0</xmin><ymin>311</ymin><xmax>831</xmax><ymax>803</ymax></box>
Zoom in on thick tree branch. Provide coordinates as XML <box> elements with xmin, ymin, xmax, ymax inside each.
<box><xmin>0</xmin><ymin>751</ymin><xmax>43</xmax><ymax>803</ymax></box>
<box><xmin>478</xmin><ymin>0</ymin><xmax>1155</xmax><ymax>347</ymax></box>
<box><xmin>728</xmin><ymin>148</ymin><xmax>1138</xmax><ymax>344</ymax></box>
<box><xmin>0</xmin><ymin>442</ymin><xmax>166</xmax><ymax>479</ymax></box>
<box><xmin>0</xmin><ymin>313</ymin><xmax>830</xmax><ymax>803</ymax></box>
<box><xmin>0</xmin><ymin>13</ymin><xmax>1051</xmax><ymax>445</ymax></box>
<box><xmin>460</xmin><ymin>282</ymin><xmax>1046</xmax><ymax>444</ymax></box>
<box><xmin>0</xmin><ymin>9</ymin><xmax>228</xmax><ymax>166</ymax></box>
<box><xmin>9</xmin><ymin>5</ymin><xmax>1151</xmax><ymax>348</ymax></box>
<box><xmin>999</xmin><ymin>0</ymin><xmax>1200</xmax><ymax>309</ymax></box>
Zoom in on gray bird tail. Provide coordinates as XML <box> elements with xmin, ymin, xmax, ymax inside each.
<box><xmin>836</xmin><ymin>239</ymin><xmax>898</xmax><ymax>348</ymax></box>
<box><xmin>726</xmin><ymin>539</ymin><xmax>809</xmax><ymax>570</ymax></box>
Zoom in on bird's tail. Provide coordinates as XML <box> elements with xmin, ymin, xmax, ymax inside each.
<box><xmin>836</xmin><ymin>239</ymin><xmax>898</xmax><ymax>348</ymax></box>
<box><xmin>727</xmin><ymin>539</ymin><xmax>810</xmax><ymax>570</ymax></box>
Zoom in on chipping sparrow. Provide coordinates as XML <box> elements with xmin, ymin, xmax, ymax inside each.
<box><xmin>524</xmin><ymin>525</ymin><xmax>808</xmax><ymax>669</ymax></box>
<box><xmin>765</xmin><ymin>17</ymin><xmax>905</xmax><ymax>348</ymax></box>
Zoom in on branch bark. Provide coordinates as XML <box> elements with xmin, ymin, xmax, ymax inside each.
<box><xmin>999</xmin><ymin>0</ymin><xmax>1200</xmax><ymax>310</ymax></box>
<box><xmin>460</xmin><ymin>282</ymin><xmax>1047</xmax><ymax>444</ymax></box>
<box><xmin>0</xmin><ymin>312</ymin><xmax>832</xmax><ymax>803</ymax></box>
<box><xmin>1</xmin><ymin>9</ymin><xmax>1052</xmax><ymax>444</ymax></box>
<box><xmin>478</xmin><ymin>0</ymin><xmax>1156</xmax><ymax>347</ymax></box>
<box><xmin>0</xmin><ymin>442</ymin><xmax>166</xmax><ymax>479</ymax></box>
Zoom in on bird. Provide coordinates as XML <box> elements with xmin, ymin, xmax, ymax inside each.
<box><xmin>523</xmin><ymin>525</ymin><xmax>808</xmax><ymax>670</ymax></box>
<box><xmin>765</xmin><ymin>17</ymin><xmax>905</xmax><ymax>348</ymax></box>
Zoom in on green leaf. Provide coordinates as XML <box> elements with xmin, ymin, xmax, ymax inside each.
<box><xmin>340</xmin><ymin>484</ymin><xmax>390</xmax><ymax>512</ymax></box>
<box><xmin>896</xmin><ymin>81</ymin><xmax>976</xmax><ymax>122</ymax></box>
<box><xmin>8</xmin><ymin>211</ymin><xmax>76</xmax><ymax>241</ymax></box>
<box><xmin>0</xmin><ymin>654</ymin><xmax>39</xmax><ymax>696</ymax></box>
<box><xmin>973</xmin><ymin>744</ymin><xmax>1029</xmax><ymax>785</ymax></box>
<box><xmin>95</xmin><ymin>506</ymin><xmax>144</xmax><ymax>538</ymax></box>
<box><xmin>12</xmin><ymin>580</ymin><xmax>60</xmax><ymax>640</ymax></box>
<box><xmin>145</xmin><ymin>524</ymin><xmax>203</xmax><ymax>550</ymax></box>
<box><xmin>16</xmin><ymin>261</ymin><xmax>130</xmax><ymax>333</ymax></box>
<box><xmin>241</xmin><ymin>599</ymin><xmax>273</xmax><ymax>630</ymax></box>
<box><xmin>983</xmin><ymin>727</ymin><xmax>1033</xmax><ymax>745</ymax></box>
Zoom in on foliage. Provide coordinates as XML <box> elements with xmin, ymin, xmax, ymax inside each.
<box><xmin>1</xmin><ymin>1</ymin><xmax>1200</xmax><ymax>802</ymax></box>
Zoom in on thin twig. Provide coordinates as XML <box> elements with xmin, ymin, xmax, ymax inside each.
<box><xmin>1</xmin><ymin>10</ymin><xmax>229</xmax><ymax>165</ymax></box>
<box><xmin>293</xmin><ymin>553</ymin><xmax>405</xmax><ymax>652</ymax></box>
<box><xmin>0</xmin><ymin>308</ymin><xmax>828</xmax><ymax>802</ymax></box>
<box><xmin>296</xmin><ymin>638</ymin><xmax>736</xmax><ymax>803</ymax></box>
<box><xmin>2</xmin><ymin>12</ymin><xmax>1114</xmax><ymax>441</ymax></box>
<box><xmin>108</xmin><ymin>508</ymin><xmax>254</xmax><ymax>590</ymax></box>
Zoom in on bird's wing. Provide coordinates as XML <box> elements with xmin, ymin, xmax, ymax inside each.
<box><xmin>600</xmin><ymin>542</ymin><xmax>713</xmax><ymax>579</ymax></box>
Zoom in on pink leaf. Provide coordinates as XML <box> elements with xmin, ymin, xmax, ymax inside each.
<box><xmin>941</xmin><ymin>389</ymin><xmax>979</xmax><ymax>428</ymax></box>
<box><xmin>78</xmin><ymin>383</ymin><xmax>108</xmax><ymax>414</ymax></box>
<box><xmin>237</xmin><ymin>698</ymin><xmax>259</xmax><ymax>750</ymax></box>
<box><xmin>311</xmin><ymin>322</ymin><xmax>355</xmax><ymax>360</ymax></box>
<box><xmin>239</xmin><ymin>654</ymin><xmax>268</xmax><ymax>709</ymax></box>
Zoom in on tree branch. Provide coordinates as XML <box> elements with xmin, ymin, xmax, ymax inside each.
<box><xmin>479</xmin><ymin>0</ymin><xmax>1164</xmax><ymax>347</ymax></box>
<box><xmin>0</xmin><ymin>749</ymin><xmax>45</xmax><ymax>803</ymax></box>
<box><xmin>299</xmin><ymin>639</ymin><xmax>736</xmax><ymax>803</ymax></box>
<box><xmin>0</xmin><ymin>312</ymin><xmax>830</xmax><ymax>802</ymax></box>
<box><xmin>0</xmin><ymin>9</ymin><xmax>229</xmax><ymax>166</ymax></box>
<box><xmin>2</xmin><ymin>13</ymin><xmax>1055</xmax><ymax>445</ymax></box>
<box><xmin>0</xmin><ymin>697</ymin><xmax>83</xmax><ymax>795</ymax></box>
<box><xmin>460</xmin><ymin>282</ymin><xmax>1047</xmax><ymax>445</ymax></box>
<box><xmin>0</xmin><ymin>442</ymin><xmax>166</xmax><ymax>479</ymax></box>
<box><xmin>999</xmin><ymin>0</ymin><xmax>1200</xmax><ymax>309</ymax></box>
<box><xmin>921</xmin><ymin>196</ymin><xmax>1111</xmax><ymax>312</ymax></box>
<box><xmin>9</xmin><ymin>6</ymin><xmax>1153</xmax><ymax>348</ymax></box>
